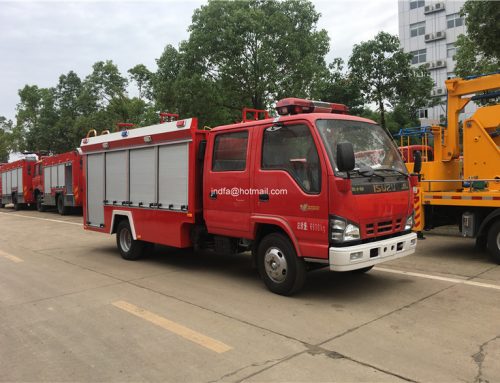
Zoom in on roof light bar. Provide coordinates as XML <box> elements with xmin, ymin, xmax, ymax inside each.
<box><xmin>275</xmin><ymin>98</ymin><xmax>349</xmax><ymax>116</ymax></box>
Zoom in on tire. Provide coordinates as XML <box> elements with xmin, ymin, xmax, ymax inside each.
<box><xmin>36</xmin><ymin>194</ymin><xmax>46</xmax><ymax>212</ymax></box>
<box><xmin>475</xmin><ymin>235</ymin><xmax>487</xmax><ymax>251</ymax></box>
<box><xmin>487</xmin><ymin>220</ymin><xmax>500</xmax><ymax>264</ymax></box>
<box><xmin>116</xmin><ymin>220</ymin><xmax>144</xmax><ymax>260</ymax></box>
<box><xmin>57</xmin><ymin>195</ymin><xmax>69</xmax><ymax>215</ymax></box>
<box><xmin>13</xmin><ymin>196</ymin><xmax>21</xmax><ymax>211</ymax></box>
<box><xmin>350</xmin><ymin>266</ymin><xmax>374</xmax><ymax>274</ymax></box>
<box><xmin>257</xmin><ymin>233</ymin><xmax>306</xmax><ymax>296</ymax></box>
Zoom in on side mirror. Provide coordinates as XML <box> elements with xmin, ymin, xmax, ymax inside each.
<box><xmin>336</xmin><ymin>142</ymin><xmax>355</xmax><ymax>172</ymax></box>
<box><xmin>413</xmin><ymin>150</ymin><xmax>422</xmax><ymax>174</ymax></box>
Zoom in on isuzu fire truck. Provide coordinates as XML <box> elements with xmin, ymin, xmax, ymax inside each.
<box><xmin>0</xmin><ymin>157</ymin><xmax>37</xmax><ymax>210</ymax></box>
<box><xmin>80</xmin><ymin>99</ymin><xmax>418</xmax><ymax>295</ymax></box>
<box><xmin>32</xmin><ymin>151</ymin><xmax>83</xmax><ymax>215</ymax></box>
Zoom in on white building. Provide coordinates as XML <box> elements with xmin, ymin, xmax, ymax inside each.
<box><xmin>398</xmin><ymin>0</ymin><xmax>476</xmax><ymax>125</ymax></box>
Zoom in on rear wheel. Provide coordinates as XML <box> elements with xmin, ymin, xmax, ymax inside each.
<box><xmin>57</xmin><ymin>194</ymin><xmax>69</xmax><ymax>215</ymax></box>
<box><xmin>36</xmin><ymin>194</ymin><xmax>46</xmax><ymax>212</ymax></box>
<box><xmin>13</xmin><ymin>195</ymin><xmax>21</xmax><ymax>211</ymax></box>
<box><xmin>116</xmin><ymin>220</ymin><xmax>144</xmax><ymax>260</ymax></box>
<box><xmin>257</xmin><ymin>233</ymin><xmax>306</xmax><ymax>296</ymax></box>
<box><xmin>487</xmin><ymin>220</ymin><xmax>500</xmax><ymax>264</ymax></box>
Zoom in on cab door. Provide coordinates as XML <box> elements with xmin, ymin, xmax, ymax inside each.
<box><xmin>204</xmin><ymin>129</ymin><xmax>252</xmax><ymax>238</ymax></box>
<box><xmin>252</xmin><ymin>121</ymin><xmax>330</xmax><ymax>258</ymax></box>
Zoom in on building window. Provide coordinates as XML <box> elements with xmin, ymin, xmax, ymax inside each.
<box><xmin>411</xmin><ymin>49</ymin><xmax>426</xmax><ymax>64</ymax></box>
<box><xmin>447</xmin><ymin>13</ymin><xmax>464</xmax><ymax>28</ymax></box>
<box><xmin>447</xmin><ymin>43</ymin><xmax>456</xmax><ymax>59</ymax></box>
<box><xmin>410</xmin><ymin>0</ymin><xmax>425</xmax><ymax>10</ymax></box>
<box><xmin>410</xmin><ymin>22</ymin><xmax>425</xmax><ymax>37</ymax></box>
<box><xmin>418</xmin><ymin>109</ymin><xmax>428</xmax><ymax>119</ymax></box>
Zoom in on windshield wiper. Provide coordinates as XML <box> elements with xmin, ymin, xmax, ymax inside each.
<box><xmin>349</xmin><ymin>166</ymin><xmax>386</xmax><ymax>181</ymax></box>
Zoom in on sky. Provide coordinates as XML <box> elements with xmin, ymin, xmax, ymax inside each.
<box><xmin>0</xmin><ymin>0</ymin><xmax>399</xmax><ymax>122</ymax></box>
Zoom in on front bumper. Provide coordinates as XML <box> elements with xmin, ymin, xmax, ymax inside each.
<box><xmin>329</xmin><ymin>232</ymin><xmax>417</xmax><ymax>271</ymax></box>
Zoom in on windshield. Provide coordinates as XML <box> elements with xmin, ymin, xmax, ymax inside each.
<box><xmin>316</xmin><ymin>119</ymin><xmax>407</xmax><ymax>175</ymax></box>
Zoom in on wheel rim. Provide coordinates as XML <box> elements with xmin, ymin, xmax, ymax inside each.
<box><xmin>264</xmin><ymin>247</ymin><xmax>288</xmax><ymax>283</ymax></box>
<box><xmin>119</xmin><ymin>228</ymin><xmax>132</xmax><ymax>253</ymax></box>
<box><xmin>496</xmin><ymin>231</ymin><xmax>500</xmax><ymax>251</ymax></box>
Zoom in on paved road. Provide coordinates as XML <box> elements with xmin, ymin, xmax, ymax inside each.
<box><xmin>0</xmin><ymin>209</ymin><xmax>499</xmax><ymax>382</ymax></box>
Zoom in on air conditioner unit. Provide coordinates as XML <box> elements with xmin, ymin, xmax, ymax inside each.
<box><xmin>435</xmin><ymin>31</ymin><xmax>446</xmax><ymax>39</ymax></box>
<box><xmin>431</xmin><ymin>89</ymin><xmax>437</xmax><ymax>97</ymax></box>
<box><xmin>424</xmin><ymin>5</ymin><xmax>433</xmax><ymax>13</ymax></box>
<box><xmin>425</xmin><ymin>33</ymin><xmax>434</xmax><ymax>41</ymax></box>
<box><xmin>435</xmin><ymin>60</ymin><xmax>446</xmax><ymax>68</ymax></box>
<box><xmin>435</xmin><ymin>2</ymin><xmax>445</xmax><ymax>10</ymax></box>
<box><xmin>422</xmin><ymin>62</ymin><xmax>431</xmax><ymax>69</ymax></box>
<box><xmin>436</xmin><ymin>87</ymin><xmax>445</xmax><ymax>95</ymax></box>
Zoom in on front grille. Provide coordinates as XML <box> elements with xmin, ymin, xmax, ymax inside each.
<box><xmin>365</xmin><ymin>218</ymin><xmax>402</xmax><ymax>237</ymax></box>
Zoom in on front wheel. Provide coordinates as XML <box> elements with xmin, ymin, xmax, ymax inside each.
<box><xmin>487</xmin><ymin>220</ymin><xmax>500</xmax><ymax>264</ymax></box>
<box><xmin>116</xmin><ymin>220</ymin><xmax>144</xmax><ymax>260</ymax></box>
<box><xmin>257</xmin><ymin>233</ymin><xmax>306</xmax><ymax>296</ymax></box>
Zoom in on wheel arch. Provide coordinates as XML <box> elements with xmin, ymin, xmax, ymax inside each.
<box><xmin>110</xmin><ymin>210</ymin><xmax>137</xmax><ymax>239</ymax></box>
<box><xmin>477</xmin><ymin>208</ymin><xmax>500</xmax><ymax>238</ymax></box>
<box><xmin>252</xmin><ymin>218</ymin><xmax>301</xmax><ymax>257</ymax></box>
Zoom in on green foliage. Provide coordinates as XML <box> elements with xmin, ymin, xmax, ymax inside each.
<box><xmin>315</xmin><ymin>58</ymin><xmax>364</xmax><ymax>115</ymax></box>
<box><xmin>0</xmin><ymin>116</ymin><xmax>13</xmax><ymax>162</ymax></box>
<box><xmin>461</xmin><ymin>1</ymin><xmax>500</xmax><ymax>59</ymax></box>
<box><xmin>455</xmin><ymin>1</ymin><xmax>500</xmax><ymax>77</ymax></box>
<box><xmin>128</xmin><ymin>64</ymin><xmax>153</xmax><ymax>101</ymax></box>
<box><xmin>348</xmin><ymin>32</ymin><xmax>433</xmax><ymax>130</ymax></box>
<box><xmin>175</xmin><ymin>0</ymin><xmax>329</xmax><ymax>126</ymax></box>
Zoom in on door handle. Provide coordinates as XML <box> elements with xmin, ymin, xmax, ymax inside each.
<box><xmin>259</xmin><ymin>193</ymin><xmax>269</xmax><ymax>201</ymax></box>
<box><xmin>210</xmin><ymin>191</ymin><xmax>217</xmax><ymax>199</ymax></box>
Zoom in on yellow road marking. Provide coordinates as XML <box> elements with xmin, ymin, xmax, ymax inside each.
<box><xmin>0</xmin><ymin>250</ymin><xmax>23</xmax><ymax>263</ymax></box>
<box><xmin>112</xmin><ymin>300</ymin><xmax>232</xmax><ymax>353</ymax></box>
<box><xmin>375</xmin><ymin>267</ymin><xmax>500</xmax><ymax>291</ymax></box>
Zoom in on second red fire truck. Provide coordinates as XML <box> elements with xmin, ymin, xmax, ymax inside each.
<box><xmin>32</xmin><ymin>151</ymin><xmax>83</xmax><ymax>215</ymax></box>
<box><xmin>80</xmin><ymin>99</ymin><xmax>418</xmax><ymax>295</ymax></box>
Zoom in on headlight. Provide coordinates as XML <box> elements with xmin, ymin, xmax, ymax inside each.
<box><xmin>405</xmin><ymin>214</ymin><xmax>414</xmax><ymax>230</ymax></box>
<box><xmin>330</xmin><ymin>216</ymin><xmax>360</xmax><ymax>243</ymax></box>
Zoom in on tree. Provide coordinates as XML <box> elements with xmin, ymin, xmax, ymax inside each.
<box><xmin>0</xmin><ymin>117</ymin><xmax>13</xmax><ymax>162</ymax></box>
<box><xmin>454</xmin><ymin>1</ymin><xmax>500</xmax><ymax>77</ymax></box>
<box><xmin>152</xmin><ymin>45</ymin><xmax>182</xmax><ymax>113</ymax></box>
<box><xmin>348</xmin><ymin>32</ymin><xmax>433</xmax><ymax>131</ymax></box>
<box><xmin>128</xmin><ymin>64</ymin><xmax>153</xmax><ymax>101</ymax></box>
<box><xmin>176</xmin><ymin>0</ymin><xmax>329</xmax><ymax>126</ymax></box>
<box><xmin>315</xmin><ymin>58</ymin><xmax>364</xmax><ymax>115</ymax></box>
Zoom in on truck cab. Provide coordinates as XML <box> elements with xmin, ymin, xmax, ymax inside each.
<box><xmin>203</xmin><ymin>99</ymin><xmax>417</xmax><ymax>294</ymax></box>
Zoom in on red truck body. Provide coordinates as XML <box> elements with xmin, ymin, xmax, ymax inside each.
<box><xmin>0</xmin><ymin>158</ymin><xmax>37</xmax><ymax>209</ymax></box>
<box><xmin>80</xmin><ymin>100</ymin><xmax>417</xmax><ymax>295</ymax></box>
<box><xmin>32</xmin><ymin>151</ymin><xmax>83</xmax><ymax>214</ymax></box>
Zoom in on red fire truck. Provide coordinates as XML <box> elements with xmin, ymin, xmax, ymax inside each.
<box><xmin>0</xmin><ymin>157</ymin><xmax>37</xmax><ymax>210</ymax></box>
<box><xmin>80</xmin><ymin>99</ymin><xmax>418</xmax><ymax>295</ymax></box>
<box><xmin>32</xmin><ymin>151</ymin><xmax>83</xmax><ymax>215</ymax></box>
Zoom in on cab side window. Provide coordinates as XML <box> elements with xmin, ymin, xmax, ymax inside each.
<box><xmin>262</xmin><ymin>124</ymin><xmax>321</xmax><ymax>193</ymax></box>
<box><xmin>212</xmin><ymin>131</ymin><xmax>249</xmax><ymax>171</ymax></box>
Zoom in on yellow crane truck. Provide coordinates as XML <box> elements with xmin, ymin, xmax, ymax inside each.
<box><xmin>409</xmin><ymin>72</ymin><xmax>500</xmax><ymax>262</ymax></box>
